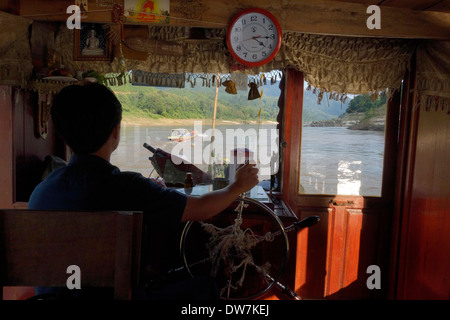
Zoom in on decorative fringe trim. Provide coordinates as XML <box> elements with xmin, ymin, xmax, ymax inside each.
<box><xmin>0</xmin><ymin>85</ymin><xmax>12</xmax><ymax>100</ymax></box>
<box><xmin>27</xmin><ymin>79</ymin><xmax>78</xmax><ymax>94</ymax></box>
<box><xmin>104</xmin><ymin>72</ymin><xmax>133</xmax><ymax>87</ymax></box>
<box><xmin>0</xmin><ymin>12</ymin><xmax>32</xmax><ymax>85</ymax></box>
<box><xmin>306</xmin><ymin>83</ymin><xmax>350</xmax><ymax>105</ymax></box>
<box><xmin>0</xmin><ymin>61</ymin><xmax>32</xmax><ymax>87</ymax></box>
<box><xmin>131</xmin><ymin>70</ymin><xmax>185</xmax><ymax>88</ymax></box>
<box><xmin>306</xmin><ymin>83</ymin><xmax>395</xmax><ymax>109</ymax></box>
<box><xmin>416</xmin><ymin>78</ymin><xmax>450</xmax><ymax>100</ymax></box>
<box><xmin>414</xmin><ymin>40</ymin><xmax>450</xmax><ymax>114</ymax></box>
<box><xmin>26</xmin><ymin>73</ymin><xmax>134</xmax><ymax>94</ymax></box>
<box><xmin>414</xmin><ymin>94</ymin><xmax>450</xmax><ymax>114</ymax></box>
<box><xmin>185</xmin><ymin>70</ymin><xmax>283</xmax><ymax>89</ymax></box>
<box><xmin>415</xmin><ymin>72</ymin><xmax>450</xmax><ymax>114</ymax></box>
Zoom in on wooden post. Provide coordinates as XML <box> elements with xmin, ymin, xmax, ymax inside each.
<box><xmin>210</xmin><ymin>73</ymin><xmax>220</xmax><ymax>170</ymax></box>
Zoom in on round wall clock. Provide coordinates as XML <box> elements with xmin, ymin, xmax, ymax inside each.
<box><xmin>226</xmin><ymin>8</ymin><xmax>282</xmax><ymax>67</ymax></box>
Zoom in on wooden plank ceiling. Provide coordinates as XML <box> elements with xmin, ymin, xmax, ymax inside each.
<box><xmin>329</xmin><ymin>0</ymin><xmax>450</xmax><ymax>13</ymax></box>
<box><xmin>5</xmin><ymin>0</ymin><xmax>450</xmax><ymax>39</ymax></box>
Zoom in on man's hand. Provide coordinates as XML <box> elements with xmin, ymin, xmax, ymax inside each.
<box><xmin>181</xmin><ymin>163</ymin><xmax>259</xmax><ymax>222</ymax></box>
<box><xmin>150</xmin><ymin>177</ymin><xmax>167</xmax><ymax>188</ymax></box>
<box><xmin>229</xmin><ymin>162</ymin><xmax>259</xmax><ymax>195</ymax></box>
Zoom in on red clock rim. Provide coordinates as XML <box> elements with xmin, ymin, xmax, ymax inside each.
<box><xmin>226</xmin><ymin>7</ymin><xmax>282</xmax><ymax>68</ymax></box>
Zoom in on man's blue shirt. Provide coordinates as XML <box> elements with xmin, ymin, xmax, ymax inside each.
<box><xmin>28</xmin><ymin>154</ymin><xmax>187</xmax><ymax>221</ymax></box>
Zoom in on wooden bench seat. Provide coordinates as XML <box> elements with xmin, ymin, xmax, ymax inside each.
<box><xmin>0</xmin><ymin>210</ymin><xmax>143</xmax><ymax>300</ymax></box>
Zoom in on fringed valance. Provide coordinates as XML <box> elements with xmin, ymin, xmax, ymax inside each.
<box><xmin>0</xmin><ymin>11</ymin><xmax>33</xmax><ymax>86</ymax></box>
<box><xmin>415</xmin><ymin>40</ymin><xmax>450</xmax><ymax>114</ymax></box>
<box><xmin>183</xmin><ymin>70</ymin><xmax>283</xmax><ymax>89</ymax></box>
<box><xmin>125</xmin><ymin>70</ymin><xmax>282</xmax><ymax>93</ymax></box>
<box><xmin>125</xmin><ymin>26</ymin><xmax>230</xmax><ymax>74</ymax></box>
<box><xmin>279</xmin><ymin>33</ymin><xmax>415</xmax><ymax>103</ymax></box>
<box><xmin>9</xmin><ymin>21</ymin><xmax>416</xmax><ymax>102</ymax></box>
<box><xmin>120</xmin><ymin>27</ymin><xmax>416</xmax><ymax>103</ymax></box>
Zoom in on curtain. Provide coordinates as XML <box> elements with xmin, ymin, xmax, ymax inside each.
<box><xmin>125</xmin><ymin>26</ymin><xmax>230</xmax><ymax>74</ymax></box>
<box><xmin>0</xmin><ymin>11</ymin><xmax>33</xmax><ymax>86</ymax></box>
<box><xmin>279</xmin><ymin>33</ymin><xmax>415</xmax><ymax>103</ymax></box>
<box><xmin>415</xmin><ymin>40</ymin><xmax>450</xmax><ymax>114</ymax></box>
<box><xmin>49</xmin><ymin>24</ymin><xmax>417</xmax><ymax>101</ymax></box>
<box><xmin>124</xmin><ymin>27</ymin><xmax>416</xmax><ymax>102</ymax></box>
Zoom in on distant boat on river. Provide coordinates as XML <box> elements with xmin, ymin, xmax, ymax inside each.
<box><xmin>168</xmin><ymin>128</ymin><xmax>197</xmax><ymax>142</ymax></box>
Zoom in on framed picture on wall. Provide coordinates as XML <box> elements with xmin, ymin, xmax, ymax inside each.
<box><xmin>74</xmin><ymin>23</ymin><xmax>111</xmax><ymax>61</ymax></box>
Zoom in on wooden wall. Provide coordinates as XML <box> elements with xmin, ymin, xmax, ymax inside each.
<box><xmin>395</xmin><ymin>106</ymin><xmax>450</xmax><ymax>299</ymax></box>
<box><xmin>0</xmin><ymin>87</ymin><xmax>65</xmax><ymax>208</ymax></box>
<box><xmin>0</xmin><ymin>0</ymin><xmax>19</xmax><ymax>14</ymax></box>
<box><xmin>0</xmin><ymin>86</ymin><xmax>14</xmax><ymax>208</ymax></box>
<box><xmin>281</xmin><ymin>64</ymin><xmax>449</xmax><ymax>300</ymax></box>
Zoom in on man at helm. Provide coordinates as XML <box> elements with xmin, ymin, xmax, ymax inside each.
<box><xmin>28</xmin><ymin>83</ymin><xmax>259</xmax><ymax>299</ymax></box>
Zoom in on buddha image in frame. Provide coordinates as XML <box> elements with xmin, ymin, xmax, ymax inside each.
<box><xmin>75</xmin><ymin>23</ymin><xmax>110</xmax><ymax>60</ymax></box>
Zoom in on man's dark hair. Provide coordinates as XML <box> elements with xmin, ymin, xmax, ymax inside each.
<box><xmin>51</xmin><ymin>83</ymin><xmax>122</xmax><ymax>154</ymax></box>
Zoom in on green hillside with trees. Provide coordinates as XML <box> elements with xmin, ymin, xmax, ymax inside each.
<box><xmin>305</xmin><ymin>92</ymin><xmax>387</xmax><ymax>130</ymax></box>
<box><xmin>345</xmin><ymin>93</ymin><xmax>387</xmax><ymax>114</ymax></box>
<box><xmin>110</xmin><ymin>81</ymin><xmax>349</xmax><ymax>123</ymax></box>
<box><xmin>112</xmin><ymin>83</ymin><xmax>279</xmax><ymax>122</ymax></box>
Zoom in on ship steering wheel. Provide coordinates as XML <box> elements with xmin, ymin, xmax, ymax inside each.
<box><xmin>180</xmin><ymin>197</ymin><xmax>318</xmax><ymax>300</ymax></box>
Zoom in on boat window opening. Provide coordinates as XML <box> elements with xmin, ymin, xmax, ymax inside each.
<box><xmin>108</xmin><ymin>71</ymin><xmax>282</xmax><ymax>186</ymax></box>
<box><xmin>299</xmin><ymin>82</ymin><xmax>388</xmax><ymax>197</ymax></box>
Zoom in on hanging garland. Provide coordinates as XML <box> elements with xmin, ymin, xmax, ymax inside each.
<box><xmin>184</xmin><ymin>70</ymin><xmax>283</xmax><ymax>89</ymax></box>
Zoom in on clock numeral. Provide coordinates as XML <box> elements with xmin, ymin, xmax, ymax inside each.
<box><xmin>243</xmin><ymin>52</ymin><xmax>247</xmax><ymax>58</ymax></box>
<box><xmin>252</xmin><ymin>53</ymin><xmax>258</xmax><ymax>60</ymax></box>
<box><xmin>233</xmin><ymin>36</ymin><xmax>239</xmax><ymax>42</ymax></box>
<box><xmin>234</xmin><ymin>27</ymin><xmax>241</xmax><ymax>32</ymax></box>
<box><xmin>241</xmin><ymin>18</ymin><xmax>246</xmax><ymax>25</ymax></box>
<box><xmin>269</xmin><ymin>34</ymin><xmax>275</xmax><ymax>40</ymax></box>
<box><xmin>251</xmin><ymin>15</ymin><xmax>257</xmax><ymax>22</ymax></box>
<box><xmin>236</xmin><ymin>45</ymin><xmax>242</xmax><ymax>51</ymax></box>
<box><xmin>262</xmin><ymin>51</ymin><xmax>267</xmax><ymax>57</ymax></box>
<box><xmin>268</xmin><ymin>24</ymin><xmax>274</xmax><ymax>30</ymax></box>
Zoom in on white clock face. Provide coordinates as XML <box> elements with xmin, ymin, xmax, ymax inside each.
<box><xmin>228</xmin><ymin>11</ymin><xmax>281</xmax><ymax>66</ymax></box>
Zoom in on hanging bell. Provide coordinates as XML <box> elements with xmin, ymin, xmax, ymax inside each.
<box><xmin>222</xmin><ymin>80</ymin><xmax>237</xmax><ymax>94</ymax></box>
<box><xmin>248</xmin><ymin>82</ymin><xmax>261</xmax><ymax>100</ymax></box>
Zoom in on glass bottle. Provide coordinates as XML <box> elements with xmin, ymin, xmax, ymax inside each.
<box><xmin>184</xmin><ymin>172</ymin><xmax>193</xmax><ymax>195</ymax></box>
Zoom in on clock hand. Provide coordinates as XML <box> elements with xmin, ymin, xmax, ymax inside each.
<box><xmin>243</xmin><ymin>35</ymin><xmax>262</xmax><ymax>42</ymax></box>
<box><xmin>254</xmin><ymin>39</ymin><xmax>266</xmax><ymax>47</ymax></box>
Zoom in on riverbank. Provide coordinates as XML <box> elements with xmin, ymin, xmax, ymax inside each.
<box><xmin>307</xmin><ymin>112</ymin><xmax>365</xmax><ymax>128</ymax></box>
<box><xmin>121</xmin><ymin>116</ymin><xmax>278</xmax><ymax>127</ymax></box>
<box><xmin>306</xmin><ymin>111</ymin><xmax>385</xmax><ymax>131</ymax></box>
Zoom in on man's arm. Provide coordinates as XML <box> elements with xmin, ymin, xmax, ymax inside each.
<box><xmin>181</xmin><ymin>163</ymin><xmax>259</xmax><ymax>222</ymax></box>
